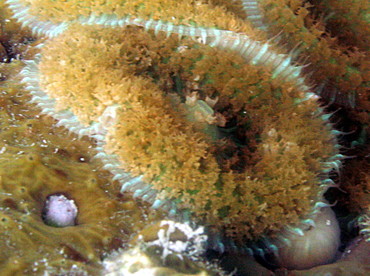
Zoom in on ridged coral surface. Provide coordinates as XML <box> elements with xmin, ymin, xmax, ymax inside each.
<box><xmin>0</xmin><ymin>63</ymin><xmax>151</xmax><ymax>275</ymax></box>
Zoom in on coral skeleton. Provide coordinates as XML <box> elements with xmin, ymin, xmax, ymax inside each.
<box><xmin>144</xmin><ymin>220</ymin><xmax>208</xmax><ymax>260</ymax></box>
<box><xmin>43</xmin><ymin>194</ymin><xmax>78</xmax><ymax>227</ymax></box>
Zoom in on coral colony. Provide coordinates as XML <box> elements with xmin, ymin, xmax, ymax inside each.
<box><xmin>3</xmin><ymin>0</ymin><xmax>368</xmax><ymax>272</ymax></box>
<box><xmin>244</xmin><ymin>0</ymin><xmax>368</xmax><ymax>110</ymax></box>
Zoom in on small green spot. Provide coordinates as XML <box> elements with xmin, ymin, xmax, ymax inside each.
<box><xmin>346</xmin><ymin>65</ymin><xmax>360</xmax><ymax>76</ymax></box>
<box><xmin>232</xmin><ymin>185</ymin><xmax>242</xmax><ymax>198</ymax></box>
<box><xmin>215</xmin><ymin>178</ymin><xmax>223</xmax><ymax>191</ymax></box>
<box><xmin>136</xmin><ymin>3</ymin><xmax>146</xmax><ymax>11</ymax></box>
<box><xmin>204</xmin><ymin>200</ymin><xmax>211</xmax><ymax>211</ymax></box>
<box><xmin>159</xmin><ymin>163</ymin><xmax>166</xmax><ymax>174</ymax></box>
<box><xmin>217</xmin><ymin>206</ymin><xmax>230</xmax><ymax>219</ymax></box>
<box><xmin>174</xmin><ymin>75</ymin><xmax>184</xmax><ymax>94</ymax></box>
<box><xmin>329</xmin><ymin>57</ymin><xmax>337</xmax><ymax>64</ymax></box>
<box><xmin>186</xmin><ymin>189</ymin><xmax>199</xmax><ymax>195</ymax></box>
<box><xmin>162</xmin><ymin>57</ymin><xmax>170</xmax><ymax>64</ymax></box>
<box><xmin>188</xmin><ymin>20</ymin><xmax>197</xmax><ymax>27</ymax></box>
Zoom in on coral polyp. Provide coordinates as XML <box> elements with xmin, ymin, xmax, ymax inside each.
<box><xmin>23</xmin><ymin>23</ymin><xmax>341</xmax><ymax>254</ymax></box>
<box><xmin>273</xmin><ymin>206</ymin><xmax>341</xmax><ymax>270</ymax></box>
<box><xmin>243</xmin><ymin>0</ymin><xmax>369</xmax><ymax>118</ymax></box>
<box><xmin>6</xmin><ymin>0</ymin><xmax>262</xmax><ymax>39</ymax></box>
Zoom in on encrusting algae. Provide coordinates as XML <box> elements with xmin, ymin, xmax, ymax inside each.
<box><xmin>3</xmin><ymin>0</ymin><xmax>360</xmax><ymax>273</ymax></box>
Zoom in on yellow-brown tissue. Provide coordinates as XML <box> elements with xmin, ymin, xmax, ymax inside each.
<box><xmin>0</xmin><ymin>61</ymin><xmax>149</xmax><ymax>275</ymax></box>
<box><xmin>35</xmin><ymin>24</ymin><xmax>340</xmax><ymax>254</ymax></box>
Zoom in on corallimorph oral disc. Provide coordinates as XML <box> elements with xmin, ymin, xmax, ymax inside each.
<box><xmin>21</xmin><ymin>23</ymin><xmax>342</xmax><ymax>259</ymax></box>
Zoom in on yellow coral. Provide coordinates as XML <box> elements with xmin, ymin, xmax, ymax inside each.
<box><xmin>37</xmin><ymin>25</ymin><xmax>337</xmax><ymax>241</ymax></box>
<box><xmin>15</xmin><ymin>0</ymin><xmax>261</xmax><ymax>38</ymax></box>
<box><xmin>259</xmin><ymin>0</ymin><xmax>369</xmax><ymax>112</ymax></box>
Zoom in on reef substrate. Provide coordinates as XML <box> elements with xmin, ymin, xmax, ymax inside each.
<box><xmin>1</xmin><ymin>1</ymin><xmax>368</xmax><ymax>274</ymax></box>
